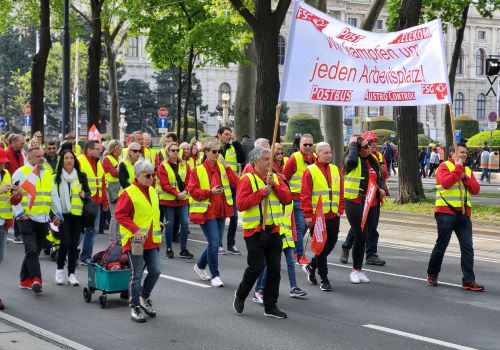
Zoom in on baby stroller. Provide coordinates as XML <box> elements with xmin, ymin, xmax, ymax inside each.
<box><xmin>45</xmin><ymin>223</ymin><xmax>60</xmax><ymax>262</ymax></box>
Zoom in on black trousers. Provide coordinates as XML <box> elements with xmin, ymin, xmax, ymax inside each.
<box><xmin>57</xmin><ymin>214</ymin><xmax>82</xmax><ymax>275</ymax></box>
<box><xmin>310</xmin><ymin>217</ymin><xmax>340</xmax><ymax>281</ymax></box>
<box><xmin>236</xmin><ymin>231</ymin><xmax>282</xmax><ymax>310</ymax></box>
<box><xmin>19</xmin><ymin>220</ymin><xmax>49</xmax><ymax>281</ymax></box>
<box><xmin>345</xmin><ymin>200</ymin><xmax>379</xmax><ymax>270</ymax></box>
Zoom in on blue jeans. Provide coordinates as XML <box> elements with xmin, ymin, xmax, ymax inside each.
<box><xmin>127</xmin><ymin>248</ymin><xmax>161</xmax><ymax>307</ymax></box>
<box><xmin>163</xmin><ymin>205</ymin><xmax>189</xmax><ymax>251</ymax></box>
<box><xmin>223</xmin><ymin>191</ymin><xmax>238</xmax><ymax>249</ymax></box>
<box><xmin>80</xmin><ymin>207</ymin><xmax>101</xmax><ymax>262</ymax></box>
<box><xmin>256</xmin><ymin>247</ymin><xmax>297</xmax><ymax>291</ymax></box>
<box><xmin>480</xmin><ymin>169</ymin><xmax>489</xmax><ymax>182</ymax></box>
<box><xmin>427</xmin><ymin>213</ymin><xmax>475</xmax><ymax>283</ymax></box>
<box><xmin>198</xmin><ymin>219</ymin><xmax>225</xmax><ymax>278</ymax></box>
<box><xmin>293</xmin><ymin>200</ymin><xmax>307</xmax><ymax>258</ymax></box>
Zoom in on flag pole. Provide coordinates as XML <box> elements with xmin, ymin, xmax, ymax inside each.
<box><xmin>262</xmin><ymin>104</ymin><xmax>281</xmax><ymax>230</ymax></box>
<box><xmin>448</xmin><ymin>104</ymin><xmax>465</xmax><ymax>214</ymax></box>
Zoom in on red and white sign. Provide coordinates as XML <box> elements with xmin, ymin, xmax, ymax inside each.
<box><xmin>158</xmin><ymin>107</ymin><xmax>169</xmax><ymax>118</ymax></box>
<box><xmin>88</xmin><ymin>124</ymin><xmax>102</xmax><ymax>141</ymax></box>
<box><xmin>23</xmin><ymin>104</ymin><xmax>31</xmax><ymax>116</ymax></box>
<box><xmin>279</xmin><ymin>2</ymin><xmax>451</xmax><ymax>107</ymax></box>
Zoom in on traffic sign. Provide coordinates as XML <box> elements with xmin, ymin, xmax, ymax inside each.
<box><xmin>488</xmin><ymin>111</ymin><xmax>497</xmax><ymax>123</ymax></box>
<box><xmin>22</xmin><ymin>115</ymin><xmax>32</xmax><ymax>127</ymax></box>
<box><xmin>159</xmin><ymin>128</ymin><xmax>169</xmax><ymax>134</ymax></box>
<box><xmin>157</xmin><ymin>118</ymin><xmax>168</xmax><ymax>128</ymax></box>
<box><xmin>0</xmin><ymin>118</ymin><xmax>6</xmax><ymax>129</ymax></box>
<box><xmin>158</xmin><ymin>107</ymin><xmax>168</xmax><ymax>118</ymax></box>
<box><xmin>455</xmin><ymin>130</ymin><xmax>461</xmax><ymax>143</ymax></box>
<box><xmin>488</xmin><ymin>122</ymin><xmax>497</xmax><ymax>131</ymax></box>
<box><xmin>23</xmin><ymin>104</ymin><xmax>31</xmax><ymax>116</ymax></box>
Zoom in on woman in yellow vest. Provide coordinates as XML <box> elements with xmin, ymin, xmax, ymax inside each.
<box><xmin>115</xmin><ymin>160</ymin><xmax>162</xmax><ymax>323</ymax></box>
<box><xmin>344</xmin><ymin>136</ymin><xmax>386</xmax><ymax>284</ymax></box>
<box><xmin>102</xmin><ymin>140</ymin><xmax>122</xmax><ymax>242</ymax></box>
<box><xmin>119</xmin><ymin>142</ymin><xmax>141</xmax><ymax>189</ymax></box>
<box><xmin>300</xmin><ymin>142</ymin><xmax>344</xmax><ymax>291</ymax></box>
<box><xmin>187</xmin><ymin>142</ymin><xmax>201</xmax><ymax>169</ymax></box>
<box><xmin>54</xmin><ymin>149</ymin><xmax>91</xmax><ymax>286</ymax></box>
<box><xmin>187</xmin><ymin>139</ymin><xmax>239</xmax><ymax>287</ymax></box>
<box><xmin>157</xmin><ymin>142</ymin><xmax>193</xmax><ymax>259</ymax></box>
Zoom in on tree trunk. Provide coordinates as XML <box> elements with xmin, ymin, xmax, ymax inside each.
<box><xmin>86</xmin><ymin>0</ymin><xmax>103</xmax><ymax>131</ymax></box>
<box><xmin>106</xmin><ymin>47</ymin><xmax>119</xmax><ymax>139</ymax></box>
<box><xmin>395</xmin><ymin>0</ymin><xmax>424</xmax><ymax>204</ymax></box>
<box><xmin>445</xmin><ymin>5</ymin><xmax>469</xmax><ymax>155</ymax></box>
<box><xmin>183</xmin><ymin>47</ymin><xmax>195</xmax><ymax>141</ymax></box>
<box><xmin>254</xmin><ymin>24</ymin><xmax>281</xmax><ymax>141</ymax></box>
<box><xmin>176</xmin><ymin>67</ymin><xmax>183</xmax><ymax>140</ymax></box>
<box><xmin>30</xmin><ymin>0</ymin><xmax>51</xmax><ymax>137</ymax></box>
<box><xmin>234</xmin><ymin>40</ymin><xmax>256</xmax><ymax>140</ymax></box>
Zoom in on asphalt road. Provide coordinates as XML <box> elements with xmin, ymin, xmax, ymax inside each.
<box><xmin>1</xmin><ymin>217</ymin><xmax>500</xmax><ymax>350</ymax></box>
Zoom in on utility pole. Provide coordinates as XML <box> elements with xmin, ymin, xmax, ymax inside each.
<box><xmin>62</xmin><ymin>0</ymin><xmax>70</xmax><ymax>138</ymax></box>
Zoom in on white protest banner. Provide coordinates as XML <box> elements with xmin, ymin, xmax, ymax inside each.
<box><xmin>279</xmin><ymin>1</ymin><xmax>451</xmax><ymax>107</ymax></box>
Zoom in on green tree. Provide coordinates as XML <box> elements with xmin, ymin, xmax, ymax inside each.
<box><xmin>118</xmin><ymin>78</ymin><xmax>157</xmax><ymax>135</ymax></box>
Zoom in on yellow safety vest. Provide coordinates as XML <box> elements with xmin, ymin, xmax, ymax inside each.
<box><xmin>19</xmin><ymin>165</ymin><xmax>53</xmax><ymax>215</ymax></box>
<box><xmin>74</xmin><ymin>144</ymin><xmax>82</xmax><ymax>157</ymax></box>
<box><xmin>308</xmin><ymin>163</ymin><xmax>341</xmax><ymax>215</ymax></box>
<box><xmin>240</xmin><ymin>173</ymin><xmax>282</xmax><ymax>229</ymax></box>
<box><xmin>120</xmin><ymin>159</ymin><xmax>135</xmax><ymax>187</ymax></box>
<box><xmin>280</xmin><ymin>202</ymin><xmax>295</xmax><ymax>250</ymax></box>
<box><xmin>54</xmin><ymin>174</ymin><xmax>84</xmax><ymax>216</ymax></box>
<box><xmin>104</xmin><ymin>155</ymin><xmax>119</xmax><ymax>183</ymax></box>
<box><xmin>78</xmin><ymin>155</ymin><xmax>104</xmax><ymax>198</ymax></box>
<box><xmin>344</xmin><ymin>158</ymin><xmax>364</xmax><ymax>200</ymax></box>
<box><xmin>0</xmin><ymin>171</ymin><xmax>13</xmax><ymax>219</ymax></box>
<box><xmin>186</xmin><ymin>156</ymin><xmax>200</xmax><ymax>170</ymax></box>
<box><xmin>222</xmin><ymin>144</ymin><xmax>238</xmax><ymax>172</ymax></box>
<box><xmin>157</xmin><ymin>161</ymin><xmax>187</xmax><ymax>201</ymax></box>
<box><xmin>289</xmin><ymin>152</ymin><xmax>308</xmax><ymax>194</ymax></box>
<box><xmin>144</xmin><ymin>148</ymin><xmax>156</xmax><ymax>163</ymax></box>
<box><xmin>119</xmin><ymin>184</ymin><xmax>162</xmax><ymax>246</ymax></box>
<box><xmin>189</xmin><ymin>163</ymin><xmax>232</xmax><ymax>214</ymax></box>
<box><xmin>435</xmin><ymin>161</ymin><xmax>472</xmax><ymax>209</ymax></box>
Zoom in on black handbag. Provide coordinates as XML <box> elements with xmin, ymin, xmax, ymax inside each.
<box><xmin>82</xmin><ymin>199</ymin><xmax>99</xmax><ymax>228</ymax></box>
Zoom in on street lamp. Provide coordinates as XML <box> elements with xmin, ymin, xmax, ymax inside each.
<box><xmin>221</xmin><ymin>91</ymin><xmax>230</xmax><ymax>125</ymax></box>
<box><xmin>192</xmin><ymin>83</ymin><xmax>200</xmax><ymax>140</ymax></box>
<box><xmin>119</xmin><ymin>107</ymin><xmax>127</xmax><ymax>144</ymax></box>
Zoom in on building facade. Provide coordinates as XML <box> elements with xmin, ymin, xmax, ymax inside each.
<box><xmin>122</xmin><ymin>1</ymin><xmax>500</xmax><ymax>142</ymax></box>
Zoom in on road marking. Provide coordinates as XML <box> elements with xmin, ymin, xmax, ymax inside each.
<box><xmin>159</xmin><ymin>274</ymin><xmax>211</xmax><ymax>288</ymax></box>
<box><xmin>0</xmin><ymin>312</ymin><xmax>93</xmax><ymax>350</ymax></box>
<box><xmin>188</xmin><ymin>238</ymin><xmax>207</xmax><ymax>244</ymax></box>
<box><xmin>363</xmin><ymin>324</ymin><xmax>478</xmax><ymax>350</ymax></box>
<box><xmin>327</xmin><ymin>262</ymin><xmax>461</xmax><ymax>287</ymax></box>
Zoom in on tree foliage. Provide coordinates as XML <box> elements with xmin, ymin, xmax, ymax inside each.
<box><xmin>285</xmin><ymin>113</ymin><xmax>323</xmax><ymax>142</ymax></box>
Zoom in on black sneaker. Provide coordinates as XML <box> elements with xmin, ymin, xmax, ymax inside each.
<box><xmin>302</xmin><ymin>264</ymin><xmax>317</xmax><ymax>285</ymax></box>
<box><xmin>140</xmin><ymin>297</ymin><xmax>157</xmax><ymax>317</ymax></box>
<box><xmin>289</xmin><ymin>287</ymin><xmax>307</xmax><ymax>298</ymax></box>
<box><xmin>166</xmin><ymin>249</ymin><xmax>174</xmax><ymax>259</ymax></box>
<box><xmin>320</xmin><ymin>280</ymin><xmax>332</xmax><ymax>291</ymax></box>
<box><xmin>366</xmin><ymin>254</ymin><xmax>386</xmax><ymax>266</ymax></box>
<box><xmin>340</xmin><ymin>248</ymin><xmax>349</xmax><ymax>264</ymax></box>
<box><xmin>264</xmin><ymin>306</ymin><xmax>287</xmax><ymax>319</ymax></box>
<box><xmin>227</xmin><ymin>246</ymin><xmax>241</xmax><ymax>255</ymax></box>
<box><xmin>131</xmin><ymin>306</ymin><xmax>146</xmax><ymax>323</ymax></box>
<box><xmin>179</xmin><ymin>249</ymin><xmax>194</xmax><ymax>259</ymax></box>
<box><xmin>233</xmin><ymin>291</ymin><xmax>244</xmax><ymax>314</ymax></box>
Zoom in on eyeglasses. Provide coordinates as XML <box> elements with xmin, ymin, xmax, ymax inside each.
<box><xmin>141</xmin><ymin>173</ymin><xmax>153</xmax><ymax>179</ymax></box>
<box><xmin>276</xmin><ymin>151</ymin><xmax>284</xmax><ymax>155</ymax></box>
<box><xmin>130</xmin><ymin>149</ymin><xmax>141</xmax><ymax>153</ymax></box>
<box><xmin>361</xmin><ymin>144</ymin><xmax>370</xmax><ymax>150</ymax></box>
<box><xmin>302</xmin><ymin>143</ymin><xmax>313</xmax><ymax>148</ymax></box>
<box><xmin>170</xmin><ymin>149</ymin><xmax>179</xmax><ymax>153</ymax></box>
<box><xmin>210</xmin><ymin>150</ymin><xmax>221</xmax><ymax>154</ymax></box>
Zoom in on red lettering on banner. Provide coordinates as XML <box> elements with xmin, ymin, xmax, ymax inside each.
<box><xmin>421</xmin><ymin>83</ymin><xmax>448</xmax><ymax>100</ymax></box>
<box><xmin>389</xmin><ymin>27</ymin><xmax>432</xmax><ymax>44</ymax></box>
<box><xmin>364</xmin><ymin>90</ymin><xmax>416</xmax><ymax>102</ymax></box>
<box><xmin>296</xmin><ymin>7</ymin><xmax>329</xmax><ymax>32</ymax></box>
<box><xmin>310</xmin><ymin>85</ymin><xmax>353</xmax><ymax>102</ymax></box>
<box><xmin>336</xmin><ymin>27</ymin><xmax>366</xmax><ymax>43</ymax></box>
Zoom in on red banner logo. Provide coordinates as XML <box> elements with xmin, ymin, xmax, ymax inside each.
<box><xmin>296</xmin><ymin>7</ymin><xmax>329</xmax><ymax>32</ymax></box>
<box><xmin>421</xmin><ymin>83</ymin><xmax>448</xmax><ymax>100</ymax></box>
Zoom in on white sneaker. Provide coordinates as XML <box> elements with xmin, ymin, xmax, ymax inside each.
<box><xmin>358</xmin><ymin>271</ymin><xmax>370</xmax><ymax>283</ymax></box>
<box><xmin>68</xmin><ymin>274</ymin><xmax>79</xmax><ymax>286</ymax></box>
<box><xmin>55</xmin><ymin>269</ymin><xmax>65</xmax><ymax>285</ymax></box>
<box><xmin>210</xmin><ymin>276</ymin><xmax>224</xmax><ymax>287</ymax></box>
<box><xmin>194</xmin><ymin>264</ymin><xmax>211</xmax><ymax>281</ymax></box>
<box><xmin>350</xmin><ymin>271</ymin><xmax>361</xmax><ymax>284</ymax></box>
<box><xmin>218</xmin><ymin>247</ymin><xmax>226</xmax><ymax>255</ymax></box>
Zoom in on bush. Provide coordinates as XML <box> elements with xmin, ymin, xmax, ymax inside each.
<box><xmin>180</xmin><ymin>116</ymin><xmax>204</xmax><ymax>133</ymax></box>
<box><xmin>455</xmin><ymin>115</ymin><xmax>479</xmax><ymax>139</ymax></box>
<box><xmin>371</xmin><ymin>129</ymin><xmax>397</xmax><ymax>144</ymax></box>
<box><xmin>364</xmin><ymin>116</ymin><xmax>396</xmax><ymax>132</ymax></box>
<box><xmin>466</xmin><ymin>130</ymin><xmax>500</xmax><ymax>147</ymax></box>
<box><xmin>418</xmin><ymin>134</ymin><xmax>431</xmax><ymax>146</ymax></box>
<box><xmin>285</xmin><ymin>113</ymin><xmax>323</xmax><ymax>142</ymax></box>
<box><xmin>417</xmin><ymin>122</ymin><xmax>425</xmax><ymax>135</ymax></box>
<box><xmin>497</xmin><ymin>120</ymin><xmax>500</xmax><ymax>130</ymax></box>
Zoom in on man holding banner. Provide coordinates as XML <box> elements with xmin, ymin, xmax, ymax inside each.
<box><xmin>300</xmin><ymin>142</ymin><xmax>343</xmax><ymax>291</ymax></box>
<box><xmin>344</xmin><ymin>136</ymin><xmax>386</xmax><ymax>284</ymax></box>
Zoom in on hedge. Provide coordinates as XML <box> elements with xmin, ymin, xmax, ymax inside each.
<box><xmin>455</xmin><ymin>115</ymin><xmax>479</xmax><ymax>139</ymax></box>
<box><xmin>418</xmin><ymin>134</ymin><xmax>431</xmax><ymax>146</ymax></box>
<box><xmin>371</xmin><ymin>129</ymin><xmax>397</xmax><ymax>144</ymax></box>
<box><xmin>365</xmin><ymin>116</ymin><xmax>397</xmax><ymax>132</ymax></box>
<box><xmin>285</xmin><ymin>113</ymin><xmax>323</xmax><ymax>142</ymax></box>
<box><xmin>466</xmin><ymin>130</ymin><xmax>500</xmax><ymax>147</ymax></box>
<box><xmin>180</xmin><ymin>116</ymin><xmax>204</xmax><ymax>133</ymax></box>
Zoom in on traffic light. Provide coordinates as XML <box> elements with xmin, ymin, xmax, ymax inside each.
<box><xmin>486</xmin><ymin>56</ymin><xmax>500</xmax><ymax>76</ymax></box>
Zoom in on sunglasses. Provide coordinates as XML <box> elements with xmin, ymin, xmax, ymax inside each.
<box><xmin>141</xmin><ymin>173</ymin><xmax>153</xmax><ymax>179</ymax></box>
<box><xmin>210</xmin><ymin>150</ymin><xmax>221</xmax><ymax>154</ymax></box>
<box><xmin>361</xmin><ymin>144</ymin><xmax>370</xmax><ymax>150</ymax></box>
<box><xmin>302</xmin><ymin>143</ymin><xmax>313</xmax><ymax>148</ymax></box>
<box><xmin>130</xmin><ymin>149</ymin><xmax>141</xmax><ymax>153</ymax></box>
<box><xmin>276</xmin><ymin>151</ymin><xmax>284</xmax><ymax>155</ymax></box>
<box><xmin>170</xmin><ymin>149</ymin><xmax>179</xmax><ymax>152</ymax></box>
